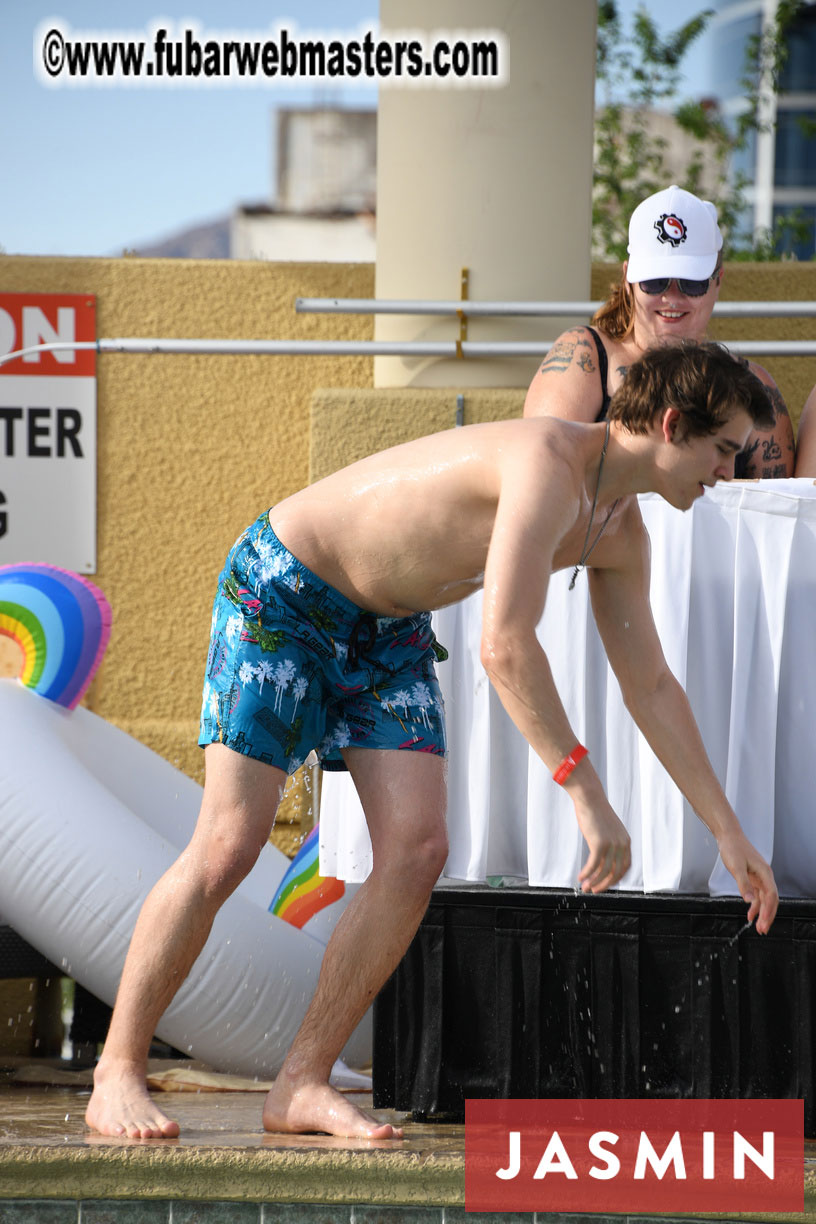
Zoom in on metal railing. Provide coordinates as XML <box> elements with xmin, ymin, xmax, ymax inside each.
<box><xmin>2</xmin><ymin>335</ymin><xmax>816</xmax><ymax>365</ymax></box>
<box><xmin>1</xmin><ymin>295</ymin><xmax>815</xmax><ymax>368</ymax></box>
<box><xmin>290</xmin><ymin>294</ymin><xmax>816</xmax><ymax>356</ymax></box>
<box><xmin>295</xmin><ymin>296</ymin><xmax>816</xmax><ymax>318</ymax></box>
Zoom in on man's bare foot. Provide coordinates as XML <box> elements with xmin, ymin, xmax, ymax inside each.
<box><xmin>263</xmin><ymin>1076</ymin><xmax>403</xmax><ymax>1139</ymax></box>
<box><xmin>85</xmin><ymin>1059</ymin><xmax>180</xmax><ymax>1139</ymax></box>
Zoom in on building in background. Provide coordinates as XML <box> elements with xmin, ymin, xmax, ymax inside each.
<box><xmin>136</xmin><ymin>107</ymin><xmax>377</xmax><ymax>262</ymax></box>
<box><xmin>133</xmin><ymin>5</ymin><xmax>816</xmax><ymax>265</ymax></box>
<box><xmin>231</xmin><ymin>202</ymin><xmax>375</xmax><ymax>262</ymax></box>
<box><xmin>709</xmin><ymin>0</ymin><xmax>816</xmax><ymax>257</ymax></box>
<box><xmin>231</xmin><ymin>107</ymin><xmax>376</xmax><ymax>262</ymax></box>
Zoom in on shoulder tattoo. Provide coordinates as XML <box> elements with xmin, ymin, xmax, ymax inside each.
<box><xmin>762</xmin><ymin>383</ymin><xmax>795</xmax><ymax>465</ymax></box>
<box><xmin>539</xmin><ymin>333</ymin><xmax>596</xmax><ymax>376</ymax></box>
<box><xmin>740</xmin><ymin>438</ymin><xmax>760</xmax><ymax>464</ymax></box>
<box><xmin>765</xmin><ymin>382</ymin><xmax>790</xmax><ymax>420</ymax></box>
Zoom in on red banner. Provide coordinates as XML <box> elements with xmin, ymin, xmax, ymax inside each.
<box><xmin>0</xmin><ymin>293</ymin><xmax>96</xmax><ymax>377</ymax></box>
<box><xmin>466</xmin><ymin>1098</ymin><xmax>803</xmax><ymax>1214</ymax></box>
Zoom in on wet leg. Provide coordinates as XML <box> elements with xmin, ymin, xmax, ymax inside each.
<box><xmin>263</xmin><ymin>749</ymin><xmax>447</xmax><ymax>1138</ymax></box>
<box><xmin>86</xmin><ymin>744</ymin><xmax>285</xmax><ymax>1138</ymax></box>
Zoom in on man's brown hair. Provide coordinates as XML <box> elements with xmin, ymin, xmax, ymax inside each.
<box><xmin>607</xmin><ymin>340</ymin><xmax>775</xmax><ymax>439</ymax></box>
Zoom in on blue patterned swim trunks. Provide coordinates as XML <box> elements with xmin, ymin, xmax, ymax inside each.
<box><xmin>198</xmin><ymin>511</ymin><xmax>448</xmax><ymax>775</ymax></box>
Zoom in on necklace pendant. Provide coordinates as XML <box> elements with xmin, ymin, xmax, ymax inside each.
<box><xmin>569</xmin><ymin>565</ymin><xmax>581</xmax><ymax>591</ymax></box>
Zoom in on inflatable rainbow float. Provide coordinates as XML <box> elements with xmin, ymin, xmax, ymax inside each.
<box><xmin>0</xmin><ymin>563</ymin><xmax>111</xmax><ymax>708</ymax></box>
<box><xmin>0</xmin><ymin>563</ymin><xmax>368</xmax><ymax>1078</ymax></box>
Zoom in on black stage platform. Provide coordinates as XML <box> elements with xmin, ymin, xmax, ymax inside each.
<box><xmin>373</xmin><ymin>886</ymin><xmax>816</xmax><ymax>1133</ymax></box>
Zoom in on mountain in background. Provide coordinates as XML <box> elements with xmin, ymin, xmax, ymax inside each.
<box><xmin>128</xmin><ymin>214</ymin><xmax>231</xmax><ymax>259</ymax></box>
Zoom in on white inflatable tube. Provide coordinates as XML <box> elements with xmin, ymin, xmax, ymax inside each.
<box><xmin>0</xmin><ymin>679</ymin><xmax>370</xmax><ymax>1075</ymax></box>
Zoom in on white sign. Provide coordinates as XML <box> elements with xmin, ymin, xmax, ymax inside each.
<box><xmin>0</xmin><ymin>293</ymin><xmax>96</xmax><ymax>572</ymax></box>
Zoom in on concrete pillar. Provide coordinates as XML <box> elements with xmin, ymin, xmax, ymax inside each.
<box><xmin>375</xmin><ymin>0</ymin><xmax>597</xmax><ymax>388</ymax></box>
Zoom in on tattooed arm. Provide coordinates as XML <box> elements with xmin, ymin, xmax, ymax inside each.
<box><xmin>794</xmin><ymin>384</ymin><xmax>816</xmax><ymax>478</ymax></box>
<box><xmin>735</xmin><ymin>363</ymin><xmax>796</xmax><ymax>479</ymax></box>
<box><xmin>523</xmin><ymin>327</ymin><xmax>605</xmax><ymax>421</ymax></box>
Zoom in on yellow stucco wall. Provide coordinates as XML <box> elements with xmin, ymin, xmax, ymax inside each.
<box><xmin>309</xmin><ymin>388</ymin><xmax>524</xmax><ymax>481</ymax></box>
<box><xmin>1</xmin><ymin>254</ymin><xmax>814</xmax><ymax>853</ymax></box>
<box><xmin>0</xmin><ymin>255</ymin><xmax>375</xmax><ymax>852</ymax></box>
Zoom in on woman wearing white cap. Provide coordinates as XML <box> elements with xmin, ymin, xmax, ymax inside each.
<box><xmin>525</xmin><ymin>185</ymin><xmax>795</xmax><ymax>478</ymax></box>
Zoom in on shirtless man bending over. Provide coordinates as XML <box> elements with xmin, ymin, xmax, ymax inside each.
<box><xmin>86</xmin><ymin>340</ymin><xmax>779</xmax><ymax>1143</ymax></box>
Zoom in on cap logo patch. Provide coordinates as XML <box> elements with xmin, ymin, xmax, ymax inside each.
<box><xmin>654</xmin><ymin>213</ymin><xmax>687</xmax><ymax>246</ymax></box>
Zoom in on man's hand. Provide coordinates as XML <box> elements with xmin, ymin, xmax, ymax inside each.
<box><xmin>717</xmin><ymin>830</ymin><xmax>779</xmax><ymax>934</ymax></box>
<box><xmin>573</xmin><ymin>796</ymin><xmax>632</xmax><ymax>893</ymax></box>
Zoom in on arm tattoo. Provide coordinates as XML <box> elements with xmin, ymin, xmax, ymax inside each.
<box><xmin>765</xmin><ymin>384</ymin><xmax>796</xmax><ymax>459</ymax></box>
<box><xmin>740</xmin><ymin>424</ymin><xmax>793</xmax><ymax>478</ymax></box>
<box><xmin>539</xmin><ymin>334</ymin><xmax>596</xmax><ymax>376</ymax></box>
<box><xmin>736</xmin><ymin>371</ymin><xmax>796</xmax><ymax>477</ymax></box>
<box><xmin>765</xmin><ymin>383</ymin><xmax>790</xmax><ymax>420</ymax></box>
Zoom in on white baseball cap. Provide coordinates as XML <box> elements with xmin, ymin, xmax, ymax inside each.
<box><xmin>625</xmin><ymin>185</ymin><xmax>723</xmax><ymax>283</ymax></box>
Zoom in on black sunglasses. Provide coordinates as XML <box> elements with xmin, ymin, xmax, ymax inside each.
<box><xmin>638</xmin><ymin>276</ymin><xmax>713</xmax><ymax>298</ymax></box>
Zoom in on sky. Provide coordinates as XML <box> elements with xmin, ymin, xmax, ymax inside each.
<box><xmin>2</xmin><ymin>1</ymin><xmax>714</xmax><ymax>259</ymax></box>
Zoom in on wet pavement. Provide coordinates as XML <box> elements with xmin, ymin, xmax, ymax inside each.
<box><xmin>0</xmin><ymin>1066</ymin><xmax>464</xmax><ymax>1208</ymax></box>
<box><xmin>2</xmin><ymin>1066</ymin><xmax>816</xmax><ymax>1222</ymax></box>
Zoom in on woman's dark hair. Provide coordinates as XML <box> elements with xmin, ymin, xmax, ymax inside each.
<box><xmin>607</xmin><ymin>340</ymin><xmax>775</xmax><ymax>438</ymax></box>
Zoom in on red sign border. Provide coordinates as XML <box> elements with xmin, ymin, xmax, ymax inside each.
<box><xmin>0</xmin><ymin>293</ymin><xmax>96</xmax><ymax>377</ymax></box>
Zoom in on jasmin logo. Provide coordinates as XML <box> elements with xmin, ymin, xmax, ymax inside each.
<box><xmin>498</xmin><ymin>1125</ymin><xmax>773</xmax><ymax>1180</ymax></box>
<box><xmin>465</xmin><ymin>1099</ymin><xmax>803</xmax><ymax>1213</ymax></box>
<box><xmin>654</xmin><ymin>212</ymin><xmax>687</xmax><ymax>246</ymax></box>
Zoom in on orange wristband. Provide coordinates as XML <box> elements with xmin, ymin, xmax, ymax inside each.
<box><xmin>552</xmin><ymin>744</ymin><xmax>588</xmax><ymax>785</ymax></box>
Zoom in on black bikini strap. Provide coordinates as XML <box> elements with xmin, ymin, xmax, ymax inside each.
<box><xmin>586</xmin><ymin>327</ymin><xmax>612</xmax><ymax>421</ymax></box>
